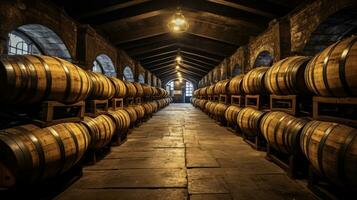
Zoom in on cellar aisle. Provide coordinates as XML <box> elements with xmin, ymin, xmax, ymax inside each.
<box><xmin>56</xmin><ymin>104</ymin><xmax>316</xmax><ymax>200</ymax></box>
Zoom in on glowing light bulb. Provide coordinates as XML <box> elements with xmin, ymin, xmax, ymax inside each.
<box><xmin>176</xmin><ymin>56</ymin><xmax>182</xmax><ymax>63</ymax></box>
<box><xmin>176</xmin><ymin>65</ymin><xmax>180</xmax><ymax>69</ymax></box>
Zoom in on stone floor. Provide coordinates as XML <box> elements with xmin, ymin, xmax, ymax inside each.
<box><xmin>56</xmin><ymin>103</ymin><xmax>317</xmax><ymax>200</ymax></box>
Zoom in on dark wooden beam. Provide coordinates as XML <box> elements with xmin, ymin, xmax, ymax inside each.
<box><xmin>181</xmin><ymin>50</ymin><xmax>223</xmax><ymax>62</ymax></box>
<box><xmin>139</xmin><ymin>51</ymin><xmax>177</xmax><ymax>62</ymax></box>
<box><xmin>207</xmin><ymin>0</ymin><xmax>278</xmax><ymax>18</ymax></box>
<box><xmin>182</xmin><ymin>59</ymin><xmax>214</xmax><ymax>70</ymax></box>
<box><xmin>141</xmin><ymin>55</ymin><xmax>176</xmax><ymax>65</ymax></box>
<box><xmin>183</xmin><ymin>56</ymin><xmax>218</xmax><ymax>67</ymax></box>
<box><xmin>128</xmin><ymin>42</ymin><xmax>177</xmax><ymax>56</ymax></box>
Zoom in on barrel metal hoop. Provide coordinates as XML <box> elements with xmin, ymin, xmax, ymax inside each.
<box><xmin>304</xmin><ymin>121</ymin><xmax>319</xmax><ymax>161</ymax></box>
<box><xmin>12</xmin><ymin>126</ymin><xmax>45</xmax><ymax>180</ymax></box>
<box><xmin>322</xmin><ymin>42</ymin><xmax>339</xmax><ymax>96</ymax></box>
<box><xmin>32</xmin><ymin>55</ymin><xmax>52</xmax><ymax>101</ymax></box>
<box><xmin>339</xmin><ymin>37</ymin><xmax>357</xmax><ymax>96</ymax></box>
<box><xmin>273</xmin><ymin>114</ymin><xmax>287</xmax><ymax>153</ymax></box>
<box><xmin>282</xmin><ymin>117</ymin><xmax>294</xmax><ymax>154</ymax></box>
<box><xmin>9</xmin><ymin>57</ymin><xmax>27</xmax><ymax>101</ymax></box>
<box><xmin>62</xmin><ymin>124</ymin><xmax>80</xmax><ymax>167</ymax></box>
<box><xmin>310</xmin><ymin>55</ymin><xmax>321</xmax><ymax>96</ymax></box>
<box><xmin>1</xmin><ymin>57</ymin><xmax>17</xmax><ymax>99</ymax></box>
<box><xmin>317</xmin><ymin>124</ymin><xmax>338</xmax><ymax>177</ymax></box>
<box><xmin>22</xmin><ymin>56</ymin><xmax>39</xmax><ymax>101</ymax></box>
<box><xmin>275</xmin><ymin>59</ymin><xmax>287</xmax><ymax>94</ymax></box>
<box><xmin>53</xmin><ymin>57</ymin><xmax>72</xmax><ymax>102</ymax></box>
<box><xmin>0</xmin><ymin>132</ymin><xmax>31</xmax><ymax>181</ymax></box>
<box><xmin>337</xmin><ymin>129</ymin><xmax>357</xmax><ymax>187</ymax></box>
<box><xmin>72</xmin><ymin>64</ymin><xmax>84</xmax><ymax>103</ymax></box>
<box><xmin>47</xmin><ymin>127</ymin><xmax>66</xmax><ymax>175</ymax></box>
<box><xmin>81</xmin><ymin>120</ymin><xmax>97</xmax><ymax>148</ymax></box>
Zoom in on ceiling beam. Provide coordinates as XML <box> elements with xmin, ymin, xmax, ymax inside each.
<box><xmin>128</xmin><ymin>42</ymin><xmax>177</xmax><ymax>56</ymax></box>
<box><xmin>141</xmin><ymin>55</ymin><xmax>176</xmax><ymax>65</ymax></box>
<box><xmin>183</xmin><ymin>56</ymin><xmax>218</xmax><ymax>67</ymax></box>
<box><xmin>207</xmin><ymin>0</ymin><xmax>277</xmax><ymax>18</ymax></box>
<box><xmin>139</xmin><ymin>50</ymin><xmax>177</xmax><ymax>62</ymax></box>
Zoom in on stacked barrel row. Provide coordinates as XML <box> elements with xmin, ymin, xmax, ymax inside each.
<box><xmin>192</xmin><ymin>36</ymin><xmax>357</xmax><ymax>191</ymax></box>
<box><xmin>0</xmin><ymin>55</ymin><xmax>171</xmax><ymax>188</ymax></box>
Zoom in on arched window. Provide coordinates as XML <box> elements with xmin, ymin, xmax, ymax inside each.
<box><xmin>123</xmin><ymin>66</ymin><xmax>134</xmax><ymax>82</ymax></box>
<box><xmin>253</xmin><ymin>51</ymin><xmax>273</xmax><ymax>68</ymax></box>
<box><xmin>232</xmin><ymin>64</ymin><xmax>241</xmax><ymax>75</ymax></box>
<box><xmin>166</xmin><ymin>81</ymin><xmax>174</xmax><ymax>92</ymax></box>
<box><xmin>138</xmin><ymin>74</ymin><xmax>145</xmax><ymax>83</ymax></box>
<box><xmin>92</xmin><ymin>54</ymin><xmax>116</xmax><ymax>77</ymax></box>
<box><xmin>8</xmin><ymin>32</ymin><xmax>42</xmax><ymax>55</ymax></box>
<box><xmin>185</xmin><ymin>81</ymin><xmax>193</xmax><ymax>97</ymax></box>
<box><xmin>7</xmin><ymin>24</ymin><xmax>71</xmax><ymax>60</ymax></box>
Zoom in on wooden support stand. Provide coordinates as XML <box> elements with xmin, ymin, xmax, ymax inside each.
<box><xmin>219</xmin><ymin>94</ymin><xmax>230</xmax><ymax>104</ymax></box>
<box><xmin>32</xmin><ymin>101</ymin><xmax>84</xmax><ymax>127</ymax></box>
<box><xmin>265</xmin><ymin>144</ymin><xmax>308</xmax><ymax>179</ymax></box>
<box><xmin>213</xmin><ymin>95</ymin><xmax>219</xmax><ymax>102</ymax></box>
<box><xmin>125</xmin><ymin>97</ymin><xmax>135</xmax><ymax>106</ymax></box>
<box><xmin>85</xmin><ymin>100</ymin><xmax>109</xmax><ymax>117</ymax></box>
<box><xmin>226</xmin><ymin>121</ymin><xmax>240</xmax><ymax>134</ymax></box>
<box><xmin>243</xmin><ymin>133</ymin><xmax>266</xmax><ymax>151</ymax></box>
<box><xmin>110</xmin><ymin>98</ymin><xmax>123</xmax><ymax>110</ymax></box>
<box><xmin>308</xmin><ymin>165</ymin><xmax>354</xmax><ymax>200</ymax></box>
<box><xmin>135</xmin><ymin>97</ymin><xmax>142</xmax><ymax>105</ymax></box>
<box><xmin>313</xmin><ymin>96</ymin><xmax>357</xmax><ymax>127</ymax></box>
<box><xmin>270</xmin><ymin>95</ymin><xmax>312</xmax><ymax>116</ymax></box>
<box><xmin>231</xmin><ymin>95</ymin><xmax>244</xmax><ymax>107</ymax></box>
<box><xmin>245</xmin><ymin>95</ymin><xmax>269</xmax><ymax>110</ymax></box>
<box><xmin>208</xmin><ymin>95</ymin><xmax>213</xmax><ymax>101</ymax></box>
<box><xmin>85</xmin><ymin>145</ymin><xmax>111</xmax><ymax>165</ymax></box>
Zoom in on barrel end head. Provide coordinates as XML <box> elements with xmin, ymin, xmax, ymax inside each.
<box><xmin>0</xmin><ymin>162</ymin><xmax>16</xmax><ymax>188</ymax></box>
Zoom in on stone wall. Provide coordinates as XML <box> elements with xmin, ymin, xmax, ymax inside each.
<box><xmin>0</xmin><ymin>0</ymin><xmax>158</xmax><ymax>86</ymax></box>
<box><xmin>198</xmin><ymin>0</ymin><xmax>357</xmax><ymax>87</ymax></box>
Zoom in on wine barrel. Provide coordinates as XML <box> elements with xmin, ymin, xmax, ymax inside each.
<box><xmin>242</xmin><ymin>67</ymin><xmax>269</xmax><ymax>94</ymax></box>
<box><xmin>260</xmin><ymin>111</ymin><xmax>308</xmax><ymax>155</ymax></box>
<box><xmin>300</xmin><ymin>121</ymin><xmax>357</xmax><ymax>188</ymax></box>
<box><xmin>305</xmin><ymin>36</ymin><xmax>357</xmax><ymax>97</ymax></box>
<box><xmin>0</xmin><ymin>55</ymin><xmax>91</xmax><ymax>104</ymax></box>
<box><xmin>87</xmin><ymin>71</ymin><xmax>115</xmax><ymax>100</ymax></box>
<box><xmin>106</xmin><ymin>110</ymin><xmax>131</xmax><ymax>134</ymax></box>
<box><xmin>207</xmin><ymin>85</ymin><xmax>215</xmax><ymax>96</ymax></box>
<box><xmin>205</xmin><ymin>101</ymin><xmax>218</xmax><ymax>115</ymax></box>
<box><xmin>264</xmin><ymin>56</ymin><xmax>310</xmax><ymax>95</ymax></box>
<box><xmin>214</xmin><ymin>80</ymin><xmax>230</xmax><ymax>95</ymax></box>
<box><xmin>237</xmin><ymin>107</ymin><xmax>266</xmax><ymax>137</ymax></box>
<box><xmin>143</xmin><ymin>102</ymin><xmax>154</xmax><ymax>115</ymax></box>
<box><xmin>0</xmin><ymin>123</ymin><xmax>90</xmax><ymax>187</ymax></box>
<box><xmin>142</xmin><ymin>84</ymin><xmax>153</xmax><ymax>97</ymax></box>
<box><xmin>133</xmin><ymin>82</ymin><xmax>144</xmax><ymax>97</ymax></box>
<box><xmin>124</xmin><ymin>81</ymin><xmax>137</xmax><ymax>97</ymax></box>
<box><xmin>228</xmin><ymin>75</ymin><xmax>244</xmax><ymax>95</ymax></box>
<box><xmin>213</xmin><ymin>103</ymin><xmax>228</xmax><ymax>118</ymax></box>
<box><xmin>124</xmin><ymin>106</ymin><xmax>138</xmax><ymax>126</ymax></box>
<box><xmin>109</xmin><ymin>77</ymin><xmax>127</xmax><ymax>98</ymax></box>
<box><xmin>193</xmin><ymin>89</ymin><xmax>200</xmax><ymax>97</ymax></box>
<box><xmin>81</xmin><ymin>115</ymin><xmax>115</xmax><ymax>150</ymax></box>
<box><xmin>152</xmin><ymin>87</ymin><xmax>160</xmax><ymax>97</ymax></box>
<box><xmin>224</xmin><ymin>105</ymin><xmax>242</xmax><ymax>125</ymax></box>
<box><xmin>200</xmin><ymin>87</ymin><xmax>208</xmax><ymax>96</ymax></box>
<box><xmin>133</xmin><ymin>105</ymin><xmax>146</xmax><ymax>119</ymax></box>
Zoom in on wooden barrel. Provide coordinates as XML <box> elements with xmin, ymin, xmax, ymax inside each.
<box><xmin>200</xmin><ymin>87</ymin><xmax>208</xmax><ymax>96</ymax></box>
<box><xmin>150</xmin><ymin>101</ymin><xmax>159</xmax><ymax>113</ymax></box>
<box><xmin>124</xmin><ymin>106</ymin><xmax>138</xmax><ymax>126</ymax></box>
<box><xmin>0</xmin><ymin>55</ymin><xmax>91</xmax><ymax>104</ymax></box>
<box><xmin>264</xmin><ymin>56</ymin><xmax>310</xmax><ymax>95</ymax></box>
<box><xmin>109</xmin><ymin>77</ymin><xmax>127</xmax><ymax>98</ymax></box>
<box><xmin>133</xmin><ymin>82</ymin><xmax>144</xmax><ymax>97</ymax></box>
<box><xmin>305</xmin><ymin>36</ymin><xmax>357</xmax><ymax>97</ymax></box>
<box><xmin>260</xmin><ymin>111</ymin><xmax>308</xmax><ymax>155</ymax></box>
<box><xmin>133</xmin><ymin>105</ymin><xmax>146</xmax><ymax>119</ymax></box>
<box><xmin>106</xmin><ymin>110</ymin><xmax>131</xmax><ymax>134</ymax></box>
<box><xmin>142</xmin><ymin>84</ymin><xmax>153</xmax><ymax>97</ymax></box>
<box><xmin>157</xmin><ymin>88</ymin><xmax>168</xmax><ymax>98</ymax></box>
<box><xmin>213</xmin><ymin>103</ymin><xmax>228</xmax><ymax>118</ymax></box>
<box><xmin>205</xmin><ymin>101</ymin><xmax>218</xmax><ymax>114</ymax></box>
<box><xmin>214</xmin><ymin>80</ymin><xmax>230</xmax><ymax>95</ymax></box>
<box><xmin>237</xmin><ymin>107</ymin><xmax>266</xmax><ymax>137</ymax></box>
<box><xmin>300</xmin><ymin>121</ymin><xmax>357</xmax><ymax>188</ymax></box>
<box><xmin>207</xmin><ymin>85</ymin><xmax>215</xmax><ymax>96</ymax></box>
<box><xmin>0</xmin><ymin>123</ymin><xmax>90</xmax><ymax>187</ymax></box>
<box><xmin>82</xmin><ymin>115</ymin><xmax>116</xmax><ymax>150</ymax></box>
<box><xmin>124</xmin><ymin>81</ymin><xmax>137</xmax><ymax>97</ymax></box>
<box><xmin>228</xmin><ymin>75</ymin><xmax>244</xmax><ymax>95</ymax></box>
<box><xmin>193</xmin><ymin>89</ymin><xmax>200</xmax><ymax>97</ymax></box>
<box><xmin>224</xmin><ymin>105</ymin><xmax>242</xmax><ymax>125</ymax></box>
<box><xmin>242</xmin><ymin>67</ymin><xmax>269</xmax><ymax>94</ymax></box>
<box><xmin>143</xmin><ymin>102</ymin><xmax>154</xmax><ymax>115</ymax></box>
<box><xmin>87</xmin><ymin>71</ymin><xmax>115</xmax><ymax>100</ymax></box>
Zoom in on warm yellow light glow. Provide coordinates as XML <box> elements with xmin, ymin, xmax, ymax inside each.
<box><xmin>176</xmin><ymin>56</ymin><xmax>182</xmax><ymax>63</ymax></box>
<box><xmin>167</xmin><ymin>8</ymin><xmax>189</xmax><ymax>33</ymax></box>
<box><xmin>176</xmin><ymin>65</ymin><xmax>180</xmax><ymax>69</ymax></box>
